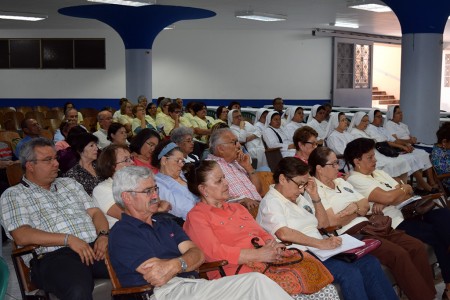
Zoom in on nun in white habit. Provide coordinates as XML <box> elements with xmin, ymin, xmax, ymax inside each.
<box><xmin>228</xmin><ymin>109</ymin><xmax>268</xmax><ymax>169</ymax></box>
<box><xmin>306</xmin><ymin>104</ymin><xmax>327</xmax><ymax>141</ymax></box>
<box><xmin>262</xmin><ymin>111</ymin><xmax>296</xmax><ymax>157</ymax></box>
<box><xmin>283</xmin><ymin>106</ymin><xmax>305</xmax><ymax>143</ymax></box>
<box><xmin>254</xmin><ymin>108</ymin><xmax>270</xmax><ymax>135</ymax></box>
<box><xmin>348</xmin><ymin>111</ymin><xmax>410</xmax><ymax>181</ymax></box>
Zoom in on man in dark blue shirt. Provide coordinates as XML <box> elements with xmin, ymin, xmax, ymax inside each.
<box><xmin>109</xmin><ymin>166</ymin><xmax>292</xmax><ymax>299</ymax></box>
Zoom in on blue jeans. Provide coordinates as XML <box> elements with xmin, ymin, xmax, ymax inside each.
<box><xmin>322</xmin><ymin>254</ymin><xmax>397</xmax><ymax>300</ymax></box>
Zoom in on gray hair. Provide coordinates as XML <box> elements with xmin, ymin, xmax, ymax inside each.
<box><xmin>20</xmin><ymin>137</ymin><xmax>55</xmax><ymax>170</ymax></box>
<box><xmin>137</xmin><ymin>95</ymin><xmax>147</xmax><ymax>103</ymax></box>
<box><xmin>171</xmin><ymin>127</ymin><xmax>194</xmax><ymax>144</ymax></box>
<box><xmin>209</xmin><ymin>128</ymin><xmax>232</xmax><ymax>155</ymax></box>
<box><xmin>65</xmin><ymin>107</ymin><xmax>77</xmax><ymax>117</ymax></box>
<box><xmin>159</xmin><ymin>98</ymin><xmax>171</xmax><ymax>108</ymax></box>
<box><xmin>112</xmin><ymin>166</ymin><xmax>154</xmax><ymax>207</ymax></box>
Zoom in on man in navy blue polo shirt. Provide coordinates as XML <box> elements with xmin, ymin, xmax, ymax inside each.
<box><xmin>108</xmin><ymin>166</ymin><xmax>292</xmax><ymax>299</ymax></box>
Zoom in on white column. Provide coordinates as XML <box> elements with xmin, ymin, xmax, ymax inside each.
<box><xmin>400</xmin><ymin>33</ymin><xmax>443</xmax><ymax>144</ymax></box>
<box><xmin>125</xmin><ymin>49</ymin><xmax>152</xmax><ymax>103</ymax></box>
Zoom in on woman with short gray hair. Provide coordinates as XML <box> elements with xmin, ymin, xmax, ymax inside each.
<box><xmin>171</xmin><ymin>127</ymin><xmax>200</xmax><ymax>167</ymax></box>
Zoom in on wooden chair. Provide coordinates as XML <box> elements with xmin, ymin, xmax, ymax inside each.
<box><xmin>3</xmin><ymin>111</ymin><xmax>24</xmax><ymax>132</ymax></box>
<box><xmin>256</xmin><ymin>171</ymin><xmax>274</xmax><ymax>197</ymax></box>
<box><xmin>16</xmin><ymin>106</ymin><xmax>33</xmax><ymax>115</ymax></box>
<box><xmin>430</xmin><ymin>166</ymin><xmax>450</xmax><ymax>207</ymax></box>
<box><xmin>264</xmin><ymin>147</ymin><xmax>283</xmax><ymax>173</ymax></box>
<box><xmin>34</xmin><ymin>106</ymin><xmax>50</xmax><ymax>113</ymax></box>
<box><xmin>11</xmin><ymin>243</ymin><xmax>112</xmax><ymax>300</ymax></box>
<box><xmin>46</xmin><ymin>119</ymin><xmax>62</xmax><ymax>134</ymax></box>
<box><xmin>241</xmin><ymin>111</ymin><xmax>256</xmax><ymax>124</ymax></box>
<box><xmin>83</xmin><ymin>117</ymin><xmax>98</xmax><ymax>133</ymax></box>
<box><xmin>80</xmin><ymin>108</ymin><xmax>99</xmax><ymax>118</ymax></box>
<box><xmin>0</xmin><ymin>131</ymin><xmax>21</xmax><ymax>153</ymax></box>
<box><xmin>105</xmin><ymin>250</ymin><xmax>228</xmax><ymax>299</ymax></box>
<box><xmin>6</xmin><ymin>162</ymin><xmax>23</xmax><ymax>186</ymax></box>
<box><xmin>25</xmin><ymin>111</ymin><xmax>47</xmax><ymax>129</ymax></box>
<box><xmin>40</xmin><ymin>129</ymin><xmax>54</xmax><ymax>141</ymax></box>
<box><xmin>45</xmin><ymin>110</ymin><xmax>64</xmax><ymax>120</ymax></box>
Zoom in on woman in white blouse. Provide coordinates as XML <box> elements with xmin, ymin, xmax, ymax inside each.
<box><xmin>306</xmin><ymin>104</ymin><xmax>327</xmax><ymax>142</ymax></box>
<box><xmin>283</xmin><ymin>106</ymin><xmax>305</xmax><ymax>143</ymax></box>
<box><xmin>228</xmin><ymin>109</ymin><xmax>267</xmax><ymax>169</ymax></box>
<box><xmin>262</xmin><ymin>111</ymin><xmax>296</xmax><ymax>157</ymax></box>
<box><xmin>309</xmin><ymin>146</ymin><xmax>436</xmax><ymax>300</ymax></box>
<box><xmin>348</xmin><ymin>112</ymin><xmax>409</xmax><ymax>183</ymax></box>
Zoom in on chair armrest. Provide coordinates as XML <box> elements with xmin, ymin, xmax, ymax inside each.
<box><xmin>265</xmin><ymin>147</ymin><xmax>282</xmax><ymax>153</ymax></box>
<box><xmin>111</xmin><ymin>285</ymin><xmax>154</xmax><ymax>296</ymax></box>
<box><xmin>421</xmin><ymin>193</ymin><xmax>444</xmax><ymax>201</ymax></box>
<box><xmin>11</xmin><ymin>244</ymin><xmax>40</xmax><ymax>257</ymax></box>
<box><xmin>437</xmin><ymin>173</ymin><xmax>450</xmax><ymax>180</ymax></box>
<box><xmin>198</xmin><ymin>260</ymin><xmax>228</xmax><ymax>279</ymax></box>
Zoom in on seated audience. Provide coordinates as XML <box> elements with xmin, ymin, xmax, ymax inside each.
<box><xmin>254</xmin><ymin>108</ymin><xmax>269</xmax><ymax>134</ymax></box>
<box><xmin>182</xmin><ymin>101</ymin><xmax>197</xmax><ymax>127</ymax></box>
<box><xmin>227</xmin><ymin>101</ymin><xmax>241</xmax><ymax>111</ymax></box>
<box><xmin>293</xmin><ymin>126</ymin><xmax>319</xmax><ymax>164</ymax></box>
<box><xmin>272</xmin><ymin>97</ymin><xmax>284</xmax><ymax>115</ymax></box>
<box><xmin>108</xmin><ymin>166</ymin><xmax>294</xmax><ymax>300</ymax></box>
<box><xmin>130</xmin><ymin>128</ymin><xmax>161</xmax><ymax>174</ymax></box>
<box><xmin>137</xmin><ymin>95</ymin><xmax>148</xmax><ymax>108</ymax></box>
<box><xmin>160</xmin><ymin>103</ymin><xmax>191</xmax><ymax>137</ymax></box>
<box><xmin>432</xmin><ymin>122</ymin><xmax>450</xmax><ymax>190</ymax></box>
<box><xmin>306</xmin><ymin>105</ymin><xmax>327</xmax><ymax>142</ymax></box>
<box><xmin>63</xmin><ymin>102</ymin><xmax>84</xmax><ymax>123</ymax></box>
<box><xmin>57</xmin><ymin>125</ymin><xmax>88</xmax><ymax>174</ymax></box>
<box><xmin>183</xmin><ymin>160</ymin><xmax>339</xmax><ymax>299</ymax></box>
<box><xmin>112</xmin><ymin>98</ymin><xmax>128</xmax><ymax>122</ymax></box>
<box><xmin>256</xmin><ymin>157</ymin><xmax>398</xmax><ymax>300</ymax></box>
<box><xmin>310</xmin><ymin>146</ymin><xmax>436</xmax><ymax>300</ymax></box>
<box><xmin>228</xmin><ymin>109</ymin><xmax>268</xmax><ymax>169</ymax></box>
<box><xmin>152</xmin><ymin>141</ymin><xmax>199</xmax><ymax>220</ymax></box>
<box><xmin>348</xmin><ymin>112</ymin><xmax>409</xmax><ymax>183</ymax></box>
<box><xmin>63</xmin><ymin>133</ymin><xmax>101</xmax><ymax>196</ymax></box>
<box><xmin>345</xmin><ymin>137</ymin><xmax>450</xmax><ymax>299</ymax></box>
<box><xmin>214</xmin><ymin>106</ymin><xmax>229</xmax><ymax>125</ymax></box>
<box><xmin>283</xmin><ymin>106</ymin><xmax>305</xmax><ymax>142</ymax></box>
<box><xmin>118</xmin><ymin>101</ymin><xmax>133</xmax><ymax>135</ymax></box>
<box><xmin>107</xmin><ymin>122</ymin><xmax>129</xmax><ymax>146</ymax></box>
<box><xmin>93</xmin><ymin>109</ymin><xmax>113</xmax><ymax>150</ymax></box>
<box><xmin>384</xmin><ymin>105</ymin><xmax>437</xmax><ymax>188</ymax></box>
<box><xmin>366</xmin><ymin>109</ymin><xmax>435</xmax><ymax>193</ymax></box>
<box><xmin>1</xmin><ymin>138</ymin><xmax>109</xmax><ymax>300</ymax></box>
<box><xmin>207</xmin><ymin>128</ymin><xmax>261</xmax><ymax>208</ymax></box>
<box><xmin>171</xmin><ymin>127</ymin><xmax>200</xmax><ymax>167</ymax></box>
<box><xmin>145</xmin><ymin>102</ymin><xmax>158</xmax><ymax>125</ymax></box>
<box><xmin>93</xmin><ymin>144</ymin><xmax>135</xmax><ymax>228</ymax></box>
<box><xmin>15</xmin><ymin>118</ymin><xmax>42</xmax><ymax>158</ymax></box>
<box><xmin>55</xmin><ymin>121</ymin><xmax>75</xmax><ymax>151</ymax></box>
<box><xmin>55</xmin><ymin>107</ymin><xmax>80</xmax><ymax>142</ymax></box>
<box><xmin>131</xmin><ymin>104</ymin><xmax>156</xmax><ymax>136</ymax></box>
<box><xmin>191</xmin><ymin>102</ymin><xmax>213</xmax><ymax>142</ymax></box>
<box><xmin>155</xmin><ymin>98</ymin><xmax>172</xmax><ymax>132</ymax></box>
<box><xmin>262</xmin><ymin>111</ymin><xmax>295</xmax><ymax>157</ymax></box>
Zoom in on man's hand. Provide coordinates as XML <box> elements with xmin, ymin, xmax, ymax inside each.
<box><xmin>93</xmin><ymin>235</ymin><xmax>108</xmax><ymax>261</ymax></box>
<box><xmin>158</xmin><ymin>200</ymin><xmax>172</xmax><ymax>212</ymax></box>
<box><xmin>67</xmin><ymin>235</ymin><xmax>96</xmax><ymax>266</ymax></box>
<box><xmin>136</xmin><ymin>257</ymin><xmax>179</xmax><ymax>287</ymax></box>
<box><xmin>236</xmin><ymin>150</ymin><xmax>252</xmax><ymax>170</ymax></box>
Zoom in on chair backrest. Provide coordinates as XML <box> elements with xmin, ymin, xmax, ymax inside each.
<box><xmin>11</xmin><ymin>243</ymin><xmax>41</xmax><ymax>298</ymax></box>
<box><xmin>265</xmin><ymin>147</ymin><xmax>283</xmax><ymax>172</ymax></box>
<box><xmin>430</xmin><ymin>166</ymin><xmax>449</xmax><ymax>207</ymax></box>
<box><xmin>256</xmin><ymin>171</ymin><xmax>274</xmax><ymax>197</ymax></box>
<box><xmin>83</xmin><ymin>117</ymin><xmax>98</xmax><ymax>133</ymax></box>
<box><xmin>47</xmin><ymin>118</ymin><xmax>62</xmax><ymax>133</ymax></box>
<box><xmin>40</xmin><ymin>129</ymin><xmax>53</xmax><ymax>141</ymax></box>
<box><xmin>104</xmin><ymin>250</ymin><xmax>122</xmax><ymax>289</ymax></box>
<box><xmin>34</xmin><ymin>106</ymin><xmax>50</xmax><ymax>113</ymax></box>
<box><xmin>80</xmin><ymin>108</ymin><xmax>99</xmax><ymax>118</ymax></box>
<box><xmin>0</xmin><ymin>131</ymin><xmax>21</xmax><ymax>152</ymax></box>
<box><xmin>25</xmin><ymin>111</ymin><xmax>46</xmax><ymax>127</ymax></box>
<box><xmin>7</xmin><ymin>163</ymin><xmax>23</xmax><ymax>186</ymax></box>
<box><xmin>45</xmin><ymin>109</ymin><xmax>64</xmax><ymax>120</ymax></box>
<box><xmin>16</xmin><ymin>106</ymin><xmax>33</xmax><ymax>115</ymax></box>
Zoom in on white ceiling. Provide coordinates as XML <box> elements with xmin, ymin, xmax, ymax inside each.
<box><xmin>1</xmin><ymin>0</ymin><xmax>450</xmax><ymax>41</ymax></box>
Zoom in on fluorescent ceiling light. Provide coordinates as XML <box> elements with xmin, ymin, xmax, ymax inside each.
<box><xmin>0</xmin><ymin>11</ymin><xmax>47</xmax><ymax>21</ymax></box>
<box><xmin>348</xmin><ymin>1</ymin><xmax>391</xmax><ymax>12</ymax></box>
<box><xmin>87</xmin><ymin>0</ymin><xmax>155</xmax><ymax>7</ymax></box>
<box><xmin>331</xmin><ymin>22</ymin><xmax>359</xmax><ymax>29</ymax></box>
<box><xmin>164</xmin><ymin>25</ymin><xmax>174</xmax><ymax>30</ymax></box>
<box><xmin>235</xmin><ymin>11</ymin><xmax>287</xmax><ymax>22</ymax></box>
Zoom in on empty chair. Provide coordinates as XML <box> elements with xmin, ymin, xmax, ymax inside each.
<box><xmin>45</xmin><ymin>109</ymin><xmax>64</xmax><ymax>120</ymax></box>
<box><xmin>3</xmin><ymin>111</ymin><xmax>24</xmax><ymax>132</ymax></box>
<box><xmin>0</xmin><ymin>131</ymin><xmax>21</xmax><ymax>152</ymax></box>
<box><xmin>80</xmin><ymin>108</ymin><xmax>99</xmax><ymax>118</ymax></box>
<box><xmin>34</xmin><ymin>105</ymin><xmax>50</xmax><ymax>113</ymax></box>
<box><xmin>16</xmin><ymin>106</ymin><xmax>33</xmax><ymax>115</ymax></box>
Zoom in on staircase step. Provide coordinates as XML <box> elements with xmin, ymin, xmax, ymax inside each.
<box><xmin>378</xmin><ymin>99</ymin><xmax>400</xmax><ymax>105</ymax></box>
<box><xmin>372</xmin><ymin>95</ymin><xmax>396</xmax><ymax>100</ymax></box>
<box><xmin>372</xmin><ymin>87</ymin><xmax>379</xmax><ymax>91</ymax></box>
<box><xmin>372</xmin><ymin>91</ymin><xmax>387</xmax><ymax>95</ymax></box>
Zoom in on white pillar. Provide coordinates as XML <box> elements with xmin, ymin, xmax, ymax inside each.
<box><xmin>400</xmin><ymin>33</ymin><xmax>443</xmax><ymax>144</ymax></box>
<box><xmin>125</xmin><ymin>49</ymin><xmax>152</xmax><ymax>103</ymax></box>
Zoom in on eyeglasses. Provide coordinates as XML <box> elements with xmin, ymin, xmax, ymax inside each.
<box><xmin>287</xmin><ymin>177</ymin><xmax>308</xmax><ymax>190</ymax></box>
<box><xmin>165</xmin><ymin>157</ymin><xmax>186</xmax><ymax>165</ymax></box>
<box><xmin>29</xmin><ymin>156</ymin><xmax>57</xmax><ymax>164</ymax></box>
<box><xmin>183</xmin><ymin>138</ymin><xmax>194</xmax><ymax>144</ymax></box>
<box><xmin>116</xmin><ymin>156</ymin><xmax>134</xmax><ymax>165</ymax></box>
<box><xmin>304</xmin><ymin>141</ymin><xmax>318</xmax><ymax>148</ymax></box>
<box><xmin>220</xmin><ymin>139</ymin><xmax>239</xmax><ymax>146</ymax></box>
<box><xmin>127</xmin><ymin>185</ymin><xmax>160</xmax><ymax>197</ymax></box>
<box><xmin>325</xmin><ymin>160</ymin><xmax>340</xmax><ymax>167</ymax></box>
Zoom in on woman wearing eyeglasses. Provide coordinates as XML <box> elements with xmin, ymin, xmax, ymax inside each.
<box><xmin>170</xmin><ymin>127</ymin><xmax>200</xmax><ymax>167</ymax></box>
<box><xmin>129</xmin><ymin>128</ymin><xmax>161</xmax><ymax>174</ymax></box>
<box><xmin>256</xmin><ymin>157</ymin><xmax>397</xmax><ymax>300</ymax></box>
<box><xmin>293</xmin><ymin>126</ymin><xmax>319</xmax><ymax>164</ymax></box>
<box><xmin>93</xmin><ymin>144</ymin><xmax>170</xmax><ymax>228</ymax></box>
<box><xmin>309</xmin><ymin>146</ymin><xmax>436</xmax><ymax>300</ymax></box>
<box><xmin>152</xmin><ymin>141</ymin><xmax>199</xmax><ymax>220</ymax></box>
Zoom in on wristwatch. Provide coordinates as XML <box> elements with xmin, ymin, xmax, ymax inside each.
<box><xmin>178</xmin><ymin>257</ymin><xmax>188</xmax><ymax>273</ymax></box>
<box><xmin>97</xmin><ymin>230</ymin><xmax>109</xmax><ymax>238</ymax></box>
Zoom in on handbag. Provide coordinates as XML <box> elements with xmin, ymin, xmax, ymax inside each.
<box><xmin>401</xmin><ymin>197</ymin><xmax>435</xmax><ymax>219</ymax></box>
<box><xmin>375</xmin><ymin>142</ymin><xmax>400</xmax><ymax>157</ymax></box>
<box><xmin>332</xmin><ymin>238</ymin><xmax>381</xmax><ymax>263</ymax></box>
<box><xmin>236</xmin><ymin>238</ymin><xmax>334</xmax><ymax>295</ymax></box>
<box><xmin>359</xmin><ymin>214</ymin><xmax>399</xmax><ymax>237</ymax></box>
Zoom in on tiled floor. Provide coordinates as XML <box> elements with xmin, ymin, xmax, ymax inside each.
<box><xmin>1</xmin><ymin>239</ymin><xmax>447</xmax><ymax>300</ymax></box>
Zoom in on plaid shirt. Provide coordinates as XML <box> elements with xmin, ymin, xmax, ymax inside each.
<box><xmin>207</xmin><ymin>154</ymin><xmax>262</xmax><ymax>201</ymax></box>
<box><xmin>1</xmin><ymin>176</ymin><xmax>97</xmax><ymax>265</ymax></box>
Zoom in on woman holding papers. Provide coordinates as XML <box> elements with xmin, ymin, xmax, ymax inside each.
<box><xmin>345</xmin><ymin>137</ymin><xmax>450</xmax><ymax>300</ymax></box>
<box><xmin>256</xmin><ymin>157</ymin><xmax>397</xmax><ymax>300</ymax></box>
<box><xmin>309</xmin><ymin>145</ymin><xmax>436</xmax><ymax>300</ymax></box>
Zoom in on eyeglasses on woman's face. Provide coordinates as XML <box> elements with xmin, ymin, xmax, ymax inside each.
<box><xmin>116</xmin><ymin>156</ymin><xmax>134</xmax><ymax>165</ymax></box>
<box><xmin>287</xmin><ymin>176</ymin><xmax>308</xmax><ymax>190</ymax></box>
<box><xmin>325</xmin><ymin>160</ymin><xmax>340</xmax><ymax>167</ymax></box>
<box><xmin>304</xmin><ymin>141</ymin><xmax>318</xmax><ymax>148</ymax></box>
<box><xmin>165</xmin><ymin>156</ymin><xmax>186</xmax><ymax>166</ymax></box>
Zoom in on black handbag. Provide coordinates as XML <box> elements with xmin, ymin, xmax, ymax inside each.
<box><xmin>375</xmin><ymin>142</ymin><xmax>400</xmax><ymax>157</ymax></box>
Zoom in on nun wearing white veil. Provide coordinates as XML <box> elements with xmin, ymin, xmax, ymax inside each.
<box><xmin>283</xmin><ymin>106</ymin><xmax>305</xmax><ymax>143</ymax></box>
<box><xmin>348</xmin><ymin>111</ymin><xmax>410</xmax><ymax>182</ymax></box>
<box><xmin>306</xmin><ymin>104</ymin><xmax>327</xmax><ymax>141</ymax></box>
<box><xmin>254</xmin><ymin>108</ymin><xmax>270</xmax><ymax>135</ymax></box>
<box><xmin>227</xmin><ymin>109</ymin><xmax>268</xmax><ymax>169</ymax></box>
<box><xmin>262</xmin><ymin>111</ymin><xmax>296</xmax><ymax>157</ymax></box>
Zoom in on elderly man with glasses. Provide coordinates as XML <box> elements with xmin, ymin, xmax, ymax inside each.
<box><xmin>108</xmin><ymin>165</ymin><xmax>293</xmax><ymax>300</ymax></box>
<box><xmin>1</xmin><ymin>138</ymin><xmax>110</xmax><ymax>300</ymax></box>
<box><xmin>206</xmin><ymin>128</ymin><xmax>262</xmax><ymax>209</ymax></box>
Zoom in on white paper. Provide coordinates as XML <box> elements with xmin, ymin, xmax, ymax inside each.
<box><xmin>306</xmin><ymin>234</ymin><xmax>365</xmax><ymax>261</ymax></box>
<box><xmin>395</xmin><ymin>195</ymin><xmax>421</xmax><ymax>210</ymax></box>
